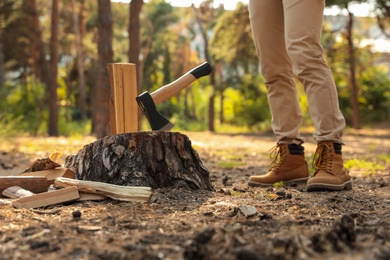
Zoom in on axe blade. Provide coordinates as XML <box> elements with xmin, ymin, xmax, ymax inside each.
<box><xmin>136</xmin><ymin>92</ymin><xmax>174</xmax><ymax>131</ymax></box>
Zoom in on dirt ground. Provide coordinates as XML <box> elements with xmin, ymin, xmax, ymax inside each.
<box><xmin>0</xmin><ymin>129</ymin><xmax>389</xmax><ymax>260</ymax></box>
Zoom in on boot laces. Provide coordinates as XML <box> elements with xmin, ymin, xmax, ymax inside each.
<box><xmin>312</xmin><ymin>143</ymin><xmax>333</xmax><ymax>174</ymax></box>
<box><xmin>269</xmin><ymin>144</ymin><xmax>287</xmax><ymax>172</ymax></box>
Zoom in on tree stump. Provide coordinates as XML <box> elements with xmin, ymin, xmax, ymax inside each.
<box><xmin>64</xmin><ymin>131</ymin><xmax>213</xmax><ymax>191</ymax></box>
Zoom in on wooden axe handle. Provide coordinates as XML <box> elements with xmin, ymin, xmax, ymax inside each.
<box><xmin>150</xmin><ymin>62</ymin><xmax>212</xmax><ymax>105</ymax></box>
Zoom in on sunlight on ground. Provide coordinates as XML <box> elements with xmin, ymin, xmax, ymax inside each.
<box><xmin>0</xmin><ymin>136</ymin><xmax>96</xmax><ymax>159</ymax></box>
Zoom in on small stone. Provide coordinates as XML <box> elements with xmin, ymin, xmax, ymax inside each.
<box><xmin>72</xmin><ymin>210</ymin><xmax>82</xmax><ymax>219</ymax></box>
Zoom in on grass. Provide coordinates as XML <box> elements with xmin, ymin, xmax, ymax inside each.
<box><xmin>218</xmin><ymin>160</ymin><xmax>246</xmax><ymax>169</ymax></box>
<box><xmin>212</xmin><ymin>150</ymin><xmax>247</xmax><ymax>169</ymax></box>
<box><xmin>344</xmin><ymin>154</ymin><xmax>390</xmax><ymax>176</ymax></box>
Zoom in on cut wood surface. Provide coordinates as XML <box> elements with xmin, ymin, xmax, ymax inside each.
<box><xmin>107</xmin><ymin>63</ymin><xmax>139</xmax><ymax>134</ymax></box>
<box><xmin>48</xmin><ymin>185</ymin><xmax>107</xmax><ymax>201</ymax></box>
<box><xmin>2</xmin><ymin>186</ymin><xmax>35</xmax><ymax>199</ymax></box>
<box><xmin>12</xmin><ymin>186</ymin><xmax>80</xmax><ymax>209</ymax></box>
<box><xmin>0</xmin><ymin>176</ymin><xmax>49</xmax><ymax>194</ymax></box>
<box><xmin>19</xmin><ymin>168</ymin><xmax>75</xmax><ymax>184</ymax></box>
<box><xmin>78</xmin><ymin>192</ymin><xmax>107</xmax><ymax>201</ymax></box>
<box><xmin>64</xmin><ymin>131</ymin><xmax>213</xmax><ymax>191</ymax></box>
<box><xmin>54</xmin><ymin>177</ymin><xmax>152</xmax><ymax>202</ymax></box>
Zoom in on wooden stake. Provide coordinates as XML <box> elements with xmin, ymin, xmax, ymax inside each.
<box><xmin>107</xmin><ymin>63</ymin><xmax>139</xmax><ymax>134</ymax></box>
<box><xmin>12</xmin><ymin>186</ymin><xmax>80</xmax><ymax>209</ymax></box>
<box><xmin>54</xmin><ymin>177</ymin><xmax>152</xmax><ymax>202</ymax></box>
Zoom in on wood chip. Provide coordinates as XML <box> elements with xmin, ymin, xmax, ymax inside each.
<box><xmin>238</xmin><ymin>205</ymin><xmax>258</xmax><ymax>218</ymax></box>
<box><xmin>77</xmin><ymin>225</ymin><xmax>102</xmax><ymax>231</ymax></box>
<box><xmin>2</xmin><ymin>186</ymin><xmax>35</xmax><ymax>199</ymax></box>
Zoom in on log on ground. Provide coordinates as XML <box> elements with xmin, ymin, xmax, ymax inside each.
<box><xmin>64</xmin><ymin>131</ymin><xmax>213</xmax><ymax>190</ymax></box>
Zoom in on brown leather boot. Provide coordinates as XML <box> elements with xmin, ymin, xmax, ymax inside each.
<box><xmin>307</xmin><ymin>141</ymin><xmax>352</xmax><ymax>191</ymax></box>
<box><xmin>248</xmin><ymin>144</ymin><xmax>309</xmax><ymax>187</ymax></box>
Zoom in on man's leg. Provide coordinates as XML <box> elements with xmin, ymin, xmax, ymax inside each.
<box><xmin>248</xmin><ymin>0</ymin><xmax>308</xmax><ymax>187</ymax></box>
<box><xmin>248</xmin><ymin>0</ymin><xmax>304</xmax><ymax>144</ymax></box>
<box><xmin>282</xmin><ymin>0</ymin><xmax>351</xmax><ymax>191</ymax></box>
<box><xmin>283</xmin><ymin>0</ymin><xmax>346</xmax><ymax>143</ymax></box>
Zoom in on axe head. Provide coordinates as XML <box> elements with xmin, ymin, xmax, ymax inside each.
<box><xmin>136</xmin><ymin>92</ymin><xmax>174</xmax><ymax>131</ymax></box>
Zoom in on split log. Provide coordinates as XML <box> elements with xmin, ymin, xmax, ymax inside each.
<box><xmin>78</xmin><ymin>192</ymin><xmax>107</xmax><ymax>201</ymax></box>
<box><xmin>19</xmin><ymin>168</ymin><xmax>75</xmax><ymax>185</ymax></box>
<box><xmin>64</xmin><ymin>131</ymin><xmax>213</xmax><ymax>190</ymax></box>
<box><xmin>54</xmin><ymin>177</ymin><xmax>152</xmax><ymax>202</ymax></box>
<box><xmin>12</xmin><ymin>186</ymin><xmax>80</xmax><ymax>209</ymax></box>
<box><xmin>2</xmin><ymin>186</ymin><xmax>35</xmax><ymax>199</ymax></box>
<box><xmin>0</xmin><ymin>176</ymin><xmax>49</xmax><ymax>194</ymax></box>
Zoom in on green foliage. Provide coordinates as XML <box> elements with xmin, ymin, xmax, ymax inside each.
<box><xmin>322</xmin><ymin>18</ymin><xmax>390</xmax><ymax>127</ymax></box>
<box><xmin>218</xmin><ymin>160</ymin><xmax>245</xmax><ymax>169</ymax></box>
<box><xmin>273</xmin><ymin>181</ymin><xmax>286</xmax><ymax>189</ymax></box>
<box><xmin>1</xmin><ymin>77</ymin><xmax>47</xmax><ymax>136</ymax></box>
<box><xmin>344</xmin><ymin>157</ymin><xmax>387</xmax><ymax>176</ymax></box>
<box><xmin>359</xmin><ymin>65</ymin><xmax>390</xmax><ymax>123</ymax></box>
<box><xmin>223</xmin><ymin>74</ymin><xmax>271</xmax><ymax>128</ymax></box>
<box><xmin>230</xmin><ymin>189</ymin><xmax>242</xmax><ymax>197</ymax></box>
<box><xmin>209</xmin><ymin>2</ymin><xmax>257</xmax><ymax>67</ymax></box>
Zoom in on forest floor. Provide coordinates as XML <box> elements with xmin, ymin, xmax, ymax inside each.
<box><xmin>0</xmin><ymin>128</ymin><xmax>389</xmax><ymax>260</ymax></box>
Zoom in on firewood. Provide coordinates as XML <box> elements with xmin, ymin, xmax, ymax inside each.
<box><xmin>54</xmin><ymin>177</ymin><xmax>152</xmax><ymax>202</ymax></box>
<box><xmin>2</xmin><ymin>186</ymin><xmax>35</xmax><ymax>199</ymax></box>
<box><xmin>78</xmin><ymin>192</ymin><xmax>107</xmax><ymax>201</ymax></box>
<box><xmin>19</xmin><ymin>168</ymin><xmax>75</xmax><ymax>185</ymax></box>
<box><xmin>48</xmin><ymin>184</ymin><xmax>106</xmax><ymax>201</ymax></box>
<box><xmin>23</xmin><ymin>157</ymin><xmax>61</xmax><ymax>173</ymax></box>
<box><xmin>0</xmin><ymin>176</ymin><xmax>49</xmax><ymax>194</ymax></box>
<box><xmin>12</xmin><ymin>186</ymin><xmax>80</xmax><ymax>209</ymax></box>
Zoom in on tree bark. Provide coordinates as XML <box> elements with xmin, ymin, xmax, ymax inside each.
<box><xmin>0</xmin><ymin>24</ymin><xmax>4</xmax><ymax>90</ymax></box>
<box><xmin>192</xmin><ymin>3</ymin><xmax>215</xmax><ymax>132</ymax></box>
<box><xmin>346</xmin><ymin>10</ymin><xmax>361</xmax><ymax>129</ymax></box>
<box><xmin>64</xmin><ymin>131</ymin><xmax>213</xmax><ymax>191</ymax></box>
<box><xmin>128</xmin><ymin>0</ymin><xmax>143</xmax><ymax>90</ymax></box>
<box><xmin>128</xmin><ymin>0</ymin><xmax>144</xmax><ymax>129</ymax></box>
<box><xmin>72</xmin><ymin>0</ymin><xmax>87</xmax><ymax>120</ymax></box>
<box><xmin>92</xmin><ymin>0</ymin><xmax>113</xmax><ymax>138</ymax></box>
<box><xmin>48</xmin><ymin>0</ymin><xmax>60</xmax><ymax>136</ymax></box>
<box><xmin>26</xmin><ymin>0</ymin><xmax>49</xmax><ymax>86</ymax></box>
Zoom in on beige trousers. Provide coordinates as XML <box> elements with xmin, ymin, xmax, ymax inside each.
<box><xmin>248</xmin><ymin>0</ymin><xmax>346</xmax><ymax>144</ymax></box>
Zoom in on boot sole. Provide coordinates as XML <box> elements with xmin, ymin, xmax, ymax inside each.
<box><xmin>307</xmin><ymin>180</ymin><xmax>353</xmax><ymax>192</ymax></box>
<box><xmin>248</xmin><ymin>177</ymin><xmax>309</xmax><ymax>187</ymax></box>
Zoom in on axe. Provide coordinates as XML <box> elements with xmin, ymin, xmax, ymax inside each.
<box><xmin>136</xmin><ymin>62</ymin><xmax>212</xmax><ymax>131</ymax></box>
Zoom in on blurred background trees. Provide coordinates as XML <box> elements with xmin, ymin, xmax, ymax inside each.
<box><xmin>0</xmin><ymin>0</ymin><xmax>389</xmax><ymax>138</ymax></box>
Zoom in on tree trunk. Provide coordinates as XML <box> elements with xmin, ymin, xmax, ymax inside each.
<box><xmin>48</xmin><ymin>0</ymin><xmax>60</xmax><ymax>136</ymax></box>
<box><xmin>376</xmin><ymin>0</ymin><xmax>390</xmax><ymax>37</ymax></box>
<box><xmin>72</xmin><ymin>0</ymin><xmax>87</xmax><ymax>120</ymax></box>
<box><xmin>192</xmin><ymin>4</ymin><xmax>215</xmax><ymax>132</ymax></box>
<box><xmin>64</xmin><ymin>131</ymin><xmax>213</xmax><ymax>191</ymax></box>
<box><xmin>128</xmin><ymin>0</ymin><xmax>143</xmax><ymax>91</ymax></box>
<box><xmin>216</xmin><ymin>61</ymin><xmax>225</xmax><ymax>124</ymax></box>
<box><xmin>0</xmin><ymin>24</ymin><xmax>4</xmax><ymax>90</ymax></box>
<box><xmin>92</xmin><ymin>0</ymin><xmax>113</xmax><ymax>138</ymax></box>
<box><xmin>127</xmin><ymin>0</ymin><xmax>145</xmax><ymax>131</ymax></box>
<box><xmin>27</xmin><ymin>0</ymin><xmax>49</xmax><ymax>86</ymax></box>
<box><xmin>346</xmin><ymin>11</ymin><xmax>361</xmax><ymax>129</ymax></box>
